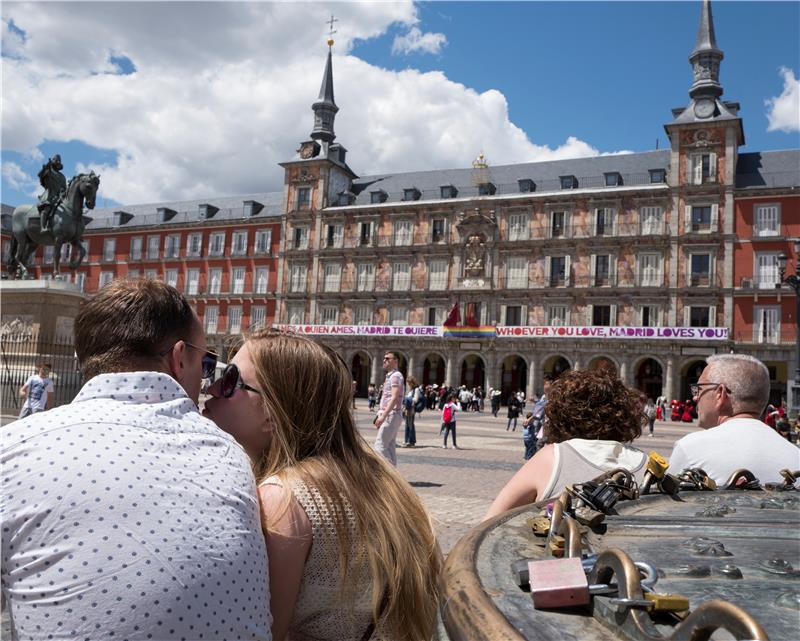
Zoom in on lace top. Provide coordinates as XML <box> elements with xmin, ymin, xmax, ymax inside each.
<box><xmin>261</xmin><ymin>476</ymin><xmax>386</xmax><ymax>641</ymax></box>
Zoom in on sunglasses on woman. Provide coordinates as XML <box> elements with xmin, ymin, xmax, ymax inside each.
<box><xmin>218</xmin><ymin>363</ymin><xmax>261</xmax><ymax>398</ymax></box>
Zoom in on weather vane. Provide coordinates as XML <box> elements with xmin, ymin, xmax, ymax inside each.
<box><xmin>326</xmin><ymin>14</ymin><xmax>338</xmax><ymax>48</ymax></box>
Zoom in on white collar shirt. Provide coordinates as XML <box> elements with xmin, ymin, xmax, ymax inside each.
<box><xmin>1</xmin><ymin>371</ymin><xmax>272</xmax><ymax>640</ymax></box>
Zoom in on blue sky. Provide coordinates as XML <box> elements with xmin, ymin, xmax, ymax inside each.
<box><xmin>2</xmin><ymin>1</ymin><xmax>798</xmax><ymax>208</ymax></box>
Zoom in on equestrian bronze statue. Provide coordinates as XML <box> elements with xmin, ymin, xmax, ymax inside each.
<box><xmin>7</xmin><ymin>168</ymin><xmax>100</xmax><ymax>280</ymax></box>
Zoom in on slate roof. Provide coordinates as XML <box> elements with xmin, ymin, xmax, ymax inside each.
<box><xmin>735</xmin><ymin>150</ymin><xmax>800</xmax><ymax>190</ymax></box>
<box><xmin>346</xmin><ymin>150</ymin><xmax>672</xmax><ymax>205</ymax></box>
<box><xmin>80</xmin><ymin>191</ymin><xmax>284</xmax><ymax>231</ymax></box>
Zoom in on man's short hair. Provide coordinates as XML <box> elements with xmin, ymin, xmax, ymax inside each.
<box><xmin>75</xmin><ymin>279</ymin><xmax>196</xmax><ymax>380</ymax></box>
<box><xmin>385</xmin><ymin>350</ymin><xmax>400</xmax><ymax>361</ymax></box>
<box><xmin>704</xmin><ymin>354</ymin><xmax>770</xmax><ymax>415</ymax></box>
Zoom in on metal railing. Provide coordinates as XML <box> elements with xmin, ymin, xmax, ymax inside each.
<box><xmin>1</xmin><ymin>330</ymin><xmax>82</xmax><ymax>415</ymax></box>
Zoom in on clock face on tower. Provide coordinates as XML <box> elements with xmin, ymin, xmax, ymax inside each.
<box><xmin>694</xmin><ymin>99</ymin><xmax>715</xmax><ymax>119</ymax></box>
<box><xmin>300</xmin><ymin>144</ymin><xmax>314</xmax><ymax>159</ymax></box>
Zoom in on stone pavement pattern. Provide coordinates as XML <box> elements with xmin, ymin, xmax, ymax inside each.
<box><xmin>353</xmin><ymin>406</ymin><xmax>700</xmax><ymax>554</ymax></box>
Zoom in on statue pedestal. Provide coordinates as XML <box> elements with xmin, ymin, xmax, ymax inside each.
<box><xmin>1</xmin><ymin>280</ymin><xmax>87</xmax><ymax>413</ymax></box>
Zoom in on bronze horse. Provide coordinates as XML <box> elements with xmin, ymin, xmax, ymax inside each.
<box><xmin>7</xmin><ymin>172</ymin><xmax>100</xmax><ymax>279</ymax></box>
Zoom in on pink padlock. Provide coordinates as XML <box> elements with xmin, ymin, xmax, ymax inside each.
<box><xmin>528</xmin><ymin>557</ymin><xmax>591</xmax><ymax>609</ymax></box>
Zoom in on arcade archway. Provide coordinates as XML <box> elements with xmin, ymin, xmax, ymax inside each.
<box><xmin>680</xmin><ymin>359</ymin><xmax>707</xmax><ymax>402</ymax></box>
<box><xmin>460</xmin><ymin>354</ymin><xmax>485</xmax><ymax>390</ymax></box>
<box><xmin>350</xmin><ymin>352</ymin><xmax>371</xmax><ymax>397</ymax></box>
<box><xmin>634</xmin><ymin>358</ymin><xmax>663</xmax><ymax>400</ymax></box>
<box><xmin>500</xmin><ymin>354</ymin><xmax>527</xmax><ymax>404</ymax></box>
<box><xmin>588</xmin><ymin>356</ymin><xmax>618</xmax><ymax>377</ymax></box>
<box><xmin>422</xmin><ymin>353</ymin><xmax>445</xmax><ymax>387</ymax></box>
<box><xmin>543</xmin><ymin>354</ymin><xmax>571</xmax><ymax>380</ymax></box>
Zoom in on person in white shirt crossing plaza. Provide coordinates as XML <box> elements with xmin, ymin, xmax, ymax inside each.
<box><xmin>17</xmin><ymin>361</ymin><xmax>55</xmax><ymax>418</ymax></box>
<box><xmin>1</xmin><ymin>279</ymin><xmax>272</xmax><ymax>641</ymax></box>
<box><xmin>373</xmin><ymin>350</ymin><xmax>404</xmax><ymax>465</ymax></box>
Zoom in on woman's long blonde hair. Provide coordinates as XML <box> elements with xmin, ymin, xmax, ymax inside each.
<box><xmin>245</xmin><ymin>328</ymin><xmax>441</xmax><ymax>641</ymax></box>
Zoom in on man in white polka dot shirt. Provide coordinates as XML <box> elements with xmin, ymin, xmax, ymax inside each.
<box><xmin>1</xmin><ymin>279</ymin><xmax>272</xmax><ymax>640</ymax></box>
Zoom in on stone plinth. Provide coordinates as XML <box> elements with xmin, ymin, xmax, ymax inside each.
<box><xmin>1</xmin><ymin>279</ymin><xmax>87</xmax><ymax>340</ymax></box>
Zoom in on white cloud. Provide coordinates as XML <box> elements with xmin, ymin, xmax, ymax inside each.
<box><xmin>391</xmin><ymin>26</ymin><xmax>447</xmax><ymax>56</ymax></box>
<box><xmin>765</xmin><ymin>67</ymin><xmax>800</xmax><ymax>133</ymax></box>
<box><xmin>2</xmin><ymin>1</ymin><xmax>612</xmax><ymax>205</ymax></box>
<box><xmin>1</xmin><ymin>161</ymin><xmax>36</xmax><ymax>193</ymax></box>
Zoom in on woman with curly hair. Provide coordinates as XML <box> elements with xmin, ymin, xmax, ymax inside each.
<box><xmin>484</xmin><ymin>369</ymin><xmax>647</xmax><ymax>520</ymax></box>
<box><xmin>203</xmin><ymin>329</ymin><xmax>441</xmax><ymax>641</ymax></box>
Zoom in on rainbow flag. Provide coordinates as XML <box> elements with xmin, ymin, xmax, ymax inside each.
<box><xmin>442</xmin><ymin>326</ymin><xmax>496</xmax><ymax>339</ymax></box>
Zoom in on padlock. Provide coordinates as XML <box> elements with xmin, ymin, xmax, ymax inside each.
<box><xmin>547</xmin><ymin>535</ymin><xmax>565</xmax><ymax>557</ymax></box>
<box><xmin>527</xmin><ymin>515</ymin><xmax>551</xmax><ymax>537</ymax></box>
<box><xmin>573</xmin><ymin>505</ymin><xmax>605</xmax><ymax>527</ymax></box>
<box><xmin>609</xmin><ymin>592</ymin><xmax>690</xmax><ymax>613</ymax></box>
<box><xmin>528</xmin><ymin>557</ymin><xmax>617</xmax><ymax>609</ymax></box>
<box><xmin>657</xmin><ymin>473</ymin><xmax>681</xmax><ymax>496</ymax></box>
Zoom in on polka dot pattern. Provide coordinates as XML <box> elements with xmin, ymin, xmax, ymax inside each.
<box><xmin>1</xmin><ymin>371</ymin><xmax>272</xmax><ymax>640</ymax></box>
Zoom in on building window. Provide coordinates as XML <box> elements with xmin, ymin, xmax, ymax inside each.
<box><xmin>355</xmin><ymin>305</ymin><xmax>372</xmax><ymax>326</ymax></box>
<box><xmin>208</xmin><ymin>268</ymin><xmax>223</xmax><ymax>295</ymax></box>
<box><xmin>688</xmin><ymin>306</ymin><xmax>711</xmax><ymax>328</ymax></box>
<box><xmin>390</xmin><ymin>305</ymin><xmax>407</xmax><ymax>326</ymax></box>
<box><xmin>128</xmin><ymin>268</ymin><xmax>140</xmax><ymax>279</ymax></box>
<box><xmin>440</xmin><ymin>185</ymin><xmax>457</xmax><ymax>199</ymax></box>
<box><xmin>289</xmin><ymin>264</ymin><xmax>307</xmax><ymax>293</ymax></box>
<box><xmin>393</xmin><ymin>221</ymin><xmax>413</xmax><ymax>246</ymax></box>
<box><xmin>209</xmin><ymin>232</ymin><xmax>226</xmax><ymax>256</ymax></box>
<box><xmin>231</xmin><ymin>267</ymin><xmax>246</xmax><ymax>294</ymax></box>
<box><xmin>250</xmin><ymin>306</ymin><xmax>266</xmax><ymax>330</ymax></box>
<box><xmin>754</xmin><ymin>306</ymin><xmax>780</xmax><ymax>344</ymax></box>
<box><xmin>403</xmin><ymin>188</ymin><xmax>420</xmax><ymax>201</ymax></box>
<box><xmin>147</xmin><ymin>235</ymin><xmax>160</xmax><ymax>260</ymax></box>
<box><xmin>690</xmin><ymin>205</ymin><xmax>712</xmax><ymax>232</ymax></box>
<box><xmin>296</xmin><ymin>187</ymin><xmax>311</xmax><ymax>208</ymax></box>
<box><xmin>428</xmin><ymin>259</ymin><xmax>448</xmax><ymax>290</ymax></box>
<box><xmin>478</xmin><ymin>182</ymin><xmax>496</xmax><ymax>196</ymax></box>
<box><xmin>505</xmin><ymin>305</ymin><xmax>522</xmax><ymax>326</ymax></box>
<box><xmin>1</xmin><ymin>240</ymin><xmax>10</xmax><ymax>264</ymax></box>
<box><xmin>43</xmin><ymin>246</ymin><xmax>55</xmax><ymax>265</ymax></box>
<box><xmin>165</xmin><ymin>269</ymin><xmax>179</xmax><ymax>288</ymax></box>
<box><xmin>99</xmin><ymin>271</ymin><xmax>114</xmax><ymax>289</ymax></box>
<box><xmin>638</xmin><ymin>253</ymin><xmax>662</xmax><ymax>287</ymax></box>
<box><xmin>292</xmin><ymin>226</ymin><xmax>309</xmax><ymax>250</ymax></box>
<box><xmin>228</xmin><ymin>306</ymin><xmax>243</xmax><ymax>334</ymax></box>
<box><xmin>755</xmin><ymin>253</ymin><xmax>780</xmax><ymax>289</ymax></box>
<box><xmin>594</xmin><ymin>208</ymin><xmax>615</xmax><ymax>236</ymax></box>
<box><xmin>325</xmin><ymin>224</ymin><xmax>343</xmax><ymax>248</ymax></box>
<box><xmin>549</xmin><ymin>256</ymin><xmax>568</xmax><ymax>287</ymax></box>
<box><xmin>649</xmin><ymin>169</ymin><xmax>666</xmax><ymax>183</ymax></box>
<box><xmin>754</xmin><ymin>204</ymin><xmax>780</xmax><ymax>237</ymax></box>
<box><xmin>508</xmin><ymin>213</ymin><xmax>529</xmax><ymax>241</ymax></box>
<box><xmin>359</xmin><ymin>222</ymin><xmax>373</xmax><ymax>246</ymax></box>
<box><xmin>518</xmin><ymin>179</ymin><xmax>535</xmax><ymax>193</ymax></box>
<box><xmin>593</xmin><ymin>255</ymin><xmax>611</xmax><ymax>287</ymax></box>
<box><xmin>431</xmin><ymin>218</ymin><xmax>446</xmax><ymax>243</ymax></box>
<box><xmin>144</xmin><ymin>268</ymin><xmax>158</xmax><ymax>280</ymax></box>
<box><xmin>550</xmin><ymin>211</ymin><xmax>566</xmax><ymax>238</ymax></box>
<box><xmin>592</xmin><ymin>304</ymin><xmax>613</xmax><ymax>326</ymax></box>
<box><xmin>506</xmin><ymin>256</ymin><xmax>528</xmax><ymax>289</ymax></box>
<box><xmin>319</xmin><ymin>306</ymin><xmax>338</xmax><ymax>325</ymax></box>
<box><xmin>560</xmin><ymin>175</ymin><xmax>577</xmax><ymax>189</ymax></box>
<box><xmin>370</xmin><ymin>190</ymin><xmax>387</xmax><ymax>204</ymax></box>
<box><xmin>640</xmin><ymin>305</ymin><xmax>661</xmax><ymax>327</ymax></box>
<box><xmin>604</xmin><ymin>172</ymin><xmax>622</xmax><ymax>187</ymax></box>
<box><xmin>323</xmin><ymin>263</ymin><xmax>342</xmax><ymax>292</ymax></box>
<box><xmin>392</xmin><ymin>262</ymin><xmax>411</xmax><ymax>291</ymax></box>
<box><xmin>356</xmin><ymin>264</ymin><xmax>375</xmax><ymax>291</ymax></box>
<box><xmin>231</xmin><ymin>230</ymin><xmax>248</xmax><ymax>256</ymax></box>
<box><xmin>689</xmin><ymin>254</ymin><xmax>712</xmax><ymax>287</ymax></box>
<box><xmin>547</xmin><ymin>305</ymin><xmax>568</xmax><ymax>326</ymax></box>
<box><xmin>254</xmin><ymin>267</ymin><xmax>269</xmax><ymax>294</ymax></box>
<box><xmin>103</xmin><ymin>238</ymin><xmax>116</xmax><ymax>262</ymax></box>
<box><xmin>287</xmin><ymin>304</ymin><xmax>304</xmax><ymax>324</ymax></box>
<box><xmin>255</xmin><ymin>229</ymin><xmax>272</xmax><ymax>254</ymax></box>
<box><xmin>161</xmin><ymin>234</ymin><xmax>178</xmax><ymax>259</ymax></box>
<box><xmin>690</xmin><ymin>152</ymin><xmax>717</xmax><ymax>185</ymax></box>
<box><xmin>74</xmin><ymin>272</ymin><xmax>86</xmax><ymax>292</ymax></box>
<box><xmin>186</xmin><ymin>269</ymin><xmax>200</xmax><ymax>295</ymax></box>
<box><xmin>640</xmin><ymin>206</ymin><xmax>663</xmax><ymax>235</ymax></box>
<box><xmin>204</xmin><ymin>306</ymin><xmax>218</xmax><ymax>334</ymax></box>
<box><xmin>186</xmin><ymin>233</ymin><xmax>202</xmax><ymax>257</ymax></box>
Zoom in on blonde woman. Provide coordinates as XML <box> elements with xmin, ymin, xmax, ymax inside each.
<box><xmin>203</xmin><ymin>329</ymin><xmax>441</xmax><ymax>641</ymax></box>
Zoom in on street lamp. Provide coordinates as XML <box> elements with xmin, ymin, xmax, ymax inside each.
<box><xmin>777</xmin><ymin>239</ymin><xmax>800</xmax><ymax>419</ymax></box>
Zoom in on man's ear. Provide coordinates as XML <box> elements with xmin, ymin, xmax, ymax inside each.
<box><xmin>166</xmin><ymin>341</ymin><xmax>187</xmax><ymax>380</ymax></box>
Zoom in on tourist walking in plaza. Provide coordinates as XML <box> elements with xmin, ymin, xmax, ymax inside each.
<box><xmin>644</xmin><ymin>397</ymin><xmax>657</xmax><ymax>437</ymax></box>
<box><xmin>403</xmin><ymin>375</ymin><xmax>422</xmax><ymax>447</ymax></box>
<box><xmin>373</xmin><ymin>351</ymin><xmax>404</xmax><ymax>465</ymax></box>
<box><xmin>17</xmin><ymin>361</ymin><xmax>54</xmax><ymax>418</ymax></box>
<box><xmin>367</xmin><ymin>383</ymin><xmax>377</xmax><ymax>410</ymax></box>
<box><xmin>506</xmin><ymin>392</ymin><xmax>522</xmax><ymax>431</ymax></box>
<box><xmin>442</xmin><ymin>393</ymin><xmax>459</xmax><ymax>449</ymax></box>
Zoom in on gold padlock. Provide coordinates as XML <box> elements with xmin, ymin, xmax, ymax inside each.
<box><xmin>644</xmin><ymin>592</ymin><xmax>690</xmax><ymax>612</ymax></box>
<box><xmin>527</xmin><ymin>516</ymin><xmax>552</xmax><ymax>537</ymax></box>
<box><xmin>647</xmin><ymin>451</ymin><xmax>669</xmax><ymax>478</ymax></box>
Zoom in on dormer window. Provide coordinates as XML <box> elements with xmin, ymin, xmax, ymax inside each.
<box><xmin>157</xmin><ymin>207</ymin><xmax>177</xmax><ymax>222</ymax></box>
<box><xmin>403</xmin><ymin>188</ymin><xmax>421</xmax><ymax>202</ymax></box>
<box><xmin>198</xmin><ymin>203</ymin><xmax>219</xmax><ymax>219</ymax></box>
<box><xmin>560</xmin><ymin>175</ymin><xmax>578</xmax><ymax>190</ymax></box>
<box><xmin>440</xmin><ymin>185</ymin><xmax>458</xmax><ymax>199</ymax></box>
<box><xmin>478</xmin><ymin>182</ymin><xmax>496</xmax><ymax>196</ymax></box>
<box><xmin>370</xmin><ymin>190</ymin><xmax>388</xmax><ymax>204</ymax></box>
<box><xmin>243</xmin><ymin>200</ymin><xmax>264</xmax><ymax>217</ymax></box>
<box><xmin>649</xmin><ymin>169</ymin><xmax>666</xmax><ymax>184</ymax></box>
<box><xmin>296</xmin><ymin>187</ymin><xmax>311</xmax><ymax>208</ymax></box>
<box><xmin>337</xmin><ymin>192</ymin><xmax>355</xmax><ymax>206</ymax></box>
<box><xmin>113</xmin><ymin>210</ymin><xmax>133</xmax><ymax>226</ymax></box>
<box><xmin>518</xmin><ymin>179</ymin><xmax>536</xmax><ymax>193</ymax></box>
<box><xmin>604</xmin><ymin>172</ymin><xmax>622</xmax><ymax>187</ymax></box>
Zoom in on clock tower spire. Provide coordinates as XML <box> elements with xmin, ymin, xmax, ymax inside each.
<box><xmin>310</xmin><ymin>16</ymin><xmax>339</xmax><ymax>144</ymax></box>
<box><xmin>689</xmin><ymin>0</ymin><xmax>724</xmax><ymax>102</ymax></box>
